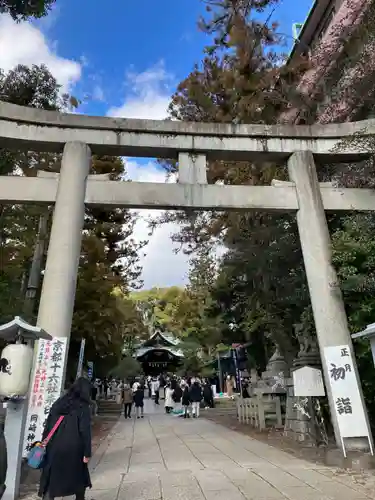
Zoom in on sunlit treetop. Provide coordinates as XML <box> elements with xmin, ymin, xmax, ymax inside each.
<box><xmin>0</xmin><ymin>0</ymin><xmax>55</xmax><ymax>20</ymax></box>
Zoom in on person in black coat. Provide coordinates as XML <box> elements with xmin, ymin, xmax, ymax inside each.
<box><xmin>133</xmin><ymin>386</ymin><xmax>144</xmax><ymax>419</ymax></box>
<box><xmin>172</xmin><ymin>384</ymin><xmax>182</xmax><ymax>405</ymax></box>
<box><xmin>181</xmin><ymin>385</ymin><xmax>190</xmax><ymax>418</ymax></box>
<box><xmin>203</xmin><ymin>380</ymin><xmax>214</xmax><ymax>408</ymax></box>
<box><xmin>38</xmin><ymin>377</ymin><xmax>92</xmax><ymax>500</ymax></box>
<box><xmin>241</xmin><ymin>379</ymin><xmax>250</xmax><ymax>399</ymax></box>
<box><xmin>189</xmin><ymin>380</ymin><xmax>203</xmax><ymax>418</ymax></box>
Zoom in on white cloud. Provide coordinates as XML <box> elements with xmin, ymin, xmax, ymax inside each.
<box><xmin>0</xmin><ymin>14</ymin><xmax>81</xmax><ymax>92</ymax></box>
<box><xmin>92</xmin><ymin>84</ymin><xmax>105</xmax><ymax>102</ymax></box>
<box><xmin>107</xmin><ymin>61</ymin><xmax>172</xmax><ymax>120</ymax></box>
<box><xmin>108</xmin><ymin>62</ymin><xmax>189</xmax><ymax>290</ymax></box>
<box><xmin>126</xmin><ymin>160</ymin><xmax>190</xmax><ymax>290</ymax></box>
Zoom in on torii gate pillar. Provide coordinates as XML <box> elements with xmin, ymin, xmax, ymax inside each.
<box><xmin>288</xmin><ymin>151</ymin><xmax>372</xmax><ymax>453</ymax></box>
<box><xmin>37</xmin><ymin>141</ymin><xmax>91</xmax><ymax>382</ymax></box>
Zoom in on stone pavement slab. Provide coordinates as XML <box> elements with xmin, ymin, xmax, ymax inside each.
<box><xmin>86</xmin><ymin>400</ymin><xmax>375</xmax><ymax>500</ymax></box>
<box><xmin>31</xmin><ymin>399</ymin><xmax>375</xmax><ymax>500</ymax></box>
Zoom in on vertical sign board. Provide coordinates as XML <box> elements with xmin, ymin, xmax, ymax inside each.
<box><xmin>87</xmin><ymin>361</ymin><xmax>94</xmax><ymax>380</ymax></box>
<box><xmin>76</xmin><ymin>338</ymin><xmax>86</xmax><ymax>379</ymax></box>
<box><xmin>323</xmin><ymin>344</ymin><xmax>374</xmax><ymax>457</ymax></box>
<box><xmin>231</xmin><ymin>347</ymin><xmax>242</xmax><ymax>394</ymax></box>
<box><xmin>22</xmin><ymin>337</ymin><xmax>67</xmax><ymax>457</ymax></box>
<box><xmin>293</xmin><ymin>366</ymin><xmax>325</xmax><ymax>397</ymax></box>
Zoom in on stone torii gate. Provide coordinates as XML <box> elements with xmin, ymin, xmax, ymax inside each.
<box><xmin>1</xmin><ymin>101</ymin><xmax>375</xmax><ymax>453</ymax></box>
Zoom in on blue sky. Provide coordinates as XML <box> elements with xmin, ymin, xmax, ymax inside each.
<box><xmin>0</xmin><ymin>0</ymin><xmax>313</xmax><ymax>289</ymax></box>
<box><xmin>33</xmin><ymin>0</ymin><xmax>314</xmax><ymax>118</ymax></box>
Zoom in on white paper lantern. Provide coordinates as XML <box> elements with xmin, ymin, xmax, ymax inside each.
<box><xmin>0</xmin><ymin>344</ymin><xmax>34</xmax><ymax>397</ymax></box>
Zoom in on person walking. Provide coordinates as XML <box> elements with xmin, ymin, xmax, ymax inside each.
<box><xmin>164</xmin><ymin>383</ymin><xmax>174</xmax><ymax>414</ymax></box>
<box><xmin>181</xmin><ymin>383</ymin><xmax>190</xmax><ymax>418</ymax></box>
<box><xmin>173</xmin><ymin>383</ymin><xmax>183</xmax><ymax>413</ymax></box>
<box><xmin>189</xmin><ymin>379</ymin><xmax>203</xmax><ymax>418</ymax></box>
<box><xmin>203</xmin><ymin>380</ymin><xmax>214</xmax><ymax>409</ymax></box>
<box><xmin>90</xmin><ymin>381</ymin><xmax>98</xmax><ymax>416</ymax></box>
<box><xmin>159</xmin><ymin>374</ymin><xmax>166</xmax><ymax>400</ymax></box>
<box><xmin>122</xmin><ymin>383</ymin><xmax>133</xmax><ymax>419</ymax></box>
<box><xmin>152</xmin><ymin>377</ymin><xmax>160</xmax><ymax>405</ymax></box>
<box><xmin>38</xmin><ymin>377</ymin><xmax>92</xmax><ymax>500</ymax></box>
<box><xmin>132</xmin><ymin>379</ymin><xmax>140</xmax><ymax>393</ymax></box>
<box><xmin>133</xmin><ymin>384</ymin><xmax>144</xmax><ymax>419</ymax></box>
<box><xmin>103</xmin><ymin>378</ymin><xmax>108</xmax><ymax>399</ymax></box>
<box><xmin>226</xmin><ymin>375</ymin><xmax>234</xmax><ymax>398</ymax></box>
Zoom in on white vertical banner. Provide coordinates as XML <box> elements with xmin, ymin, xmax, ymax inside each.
<box><xmin>76</xmin><ymin>338</ymin><xmax>86</xmax><ymax>379</ymax></box>
<box><xmin>23</xmin><ymin>337</ymin><xmax>67</xmax><ymax>457</ymax></box>
<box><xmin>323</xmin><ymin>344</ymin><xmax>373</xmax><ymax>455</ymax></box>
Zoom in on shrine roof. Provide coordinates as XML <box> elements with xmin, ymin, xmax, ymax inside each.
<box><xmin>134</xmin><ymin>345</ymin><xmax>184</xmax><ymax>359</ymax></box>
<box><xmin>142</xmin><ymin>330</ymin><xmax>180</xmax><ymax>347</ymax></box>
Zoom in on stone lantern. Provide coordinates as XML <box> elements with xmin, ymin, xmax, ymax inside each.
<box><xmin>352</xmin><ymin>323</ymin><xmax>375</xmax><ymax>367</ymax></box>
<box><xmin>0</xmin><ymin>316</ymin><xmax>51</xmax><ymax>500</ymax></box>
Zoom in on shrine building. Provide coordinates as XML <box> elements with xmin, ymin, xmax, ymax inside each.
<box><xmin>134</xmin><ymin>330</ymin><xmax>184</xmax><ymax>375</ymax></box>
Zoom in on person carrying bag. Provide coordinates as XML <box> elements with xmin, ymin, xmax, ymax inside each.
<box><xmin>27</xmin><ymin>416</ymin><xmax>64</xmax><ymax>469</ymax></box>
<box><xmin>38</xmin><ymin>378</ymin><xmax>92</xmax><ymax>500</ymax></box>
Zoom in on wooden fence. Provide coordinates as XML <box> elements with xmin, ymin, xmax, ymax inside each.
<box><xmin>236</xmin><ymin>395</ymin><xmax>283</xmax><ymax>431</ymax></box>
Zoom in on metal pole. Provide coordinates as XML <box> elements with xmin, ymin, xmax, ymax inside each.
<box><xmin>232</xmin><ymin>349</ymin><xmax>242</xmax><ymax>396</ymax></box>
<box><xmin>217</xmin><ymin>353</ymin><xmax>223</xmax><ymax>393</ymax></box>
<box><xmin>76</xmin><ymin>338</ymin><xmax>86</xmax><ymax>379</ymax></box>
<box><xmin>23</xmin><ymin>213</ymin><xmax>49</xmax><ymax>320</ymax></box>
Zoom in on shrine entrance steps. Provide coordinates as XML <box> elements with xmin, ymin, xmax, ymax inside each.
<box><xmin>97</xmin><ymin>399</ymin><xmax>122</xmax><ymax>416</ymax></box>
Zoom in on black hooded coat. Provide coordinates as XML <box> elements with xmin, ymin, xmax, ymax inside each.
<box><xmin>38</xmin><ymin>378</ymin><xmax>92</xmax><ymax>498</ymax></box>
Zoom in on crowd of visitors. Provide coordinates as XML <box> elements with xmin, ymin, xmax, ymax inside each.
<box><xmin>120</xmin><ymin>375</ymin><xmax>215</xmax><ymax>419</ymax></box>
<box><xmin>89</xmin><ymin>374</ymin><xmax>217</xmax><ymax>419</ymax></box>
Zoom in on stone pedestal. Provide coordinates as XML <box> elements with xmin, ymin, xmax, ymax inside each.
<box><xmin>250</xmin><ymin>347</ymin><xmax>288</xmax><ymax>423</ymax></box>
<box><xmin>284</xmin><ymin>328</ymin><xmax>323</xmax><ymax>443</ymax></box>
<box><xmin>284</xmin><ymin>378</ymin><xmax>317</xmax><ymax>443</ymax></box>
<box><xmin>261</xmin><ymin>346</ymin><xmax>289</xmax><ymax>383</ymax></box>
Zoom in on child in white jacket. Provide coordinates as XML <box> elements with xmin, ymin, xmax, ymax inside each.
<box><xmin>164</xmin><ymin>384</ymin><xmax>174</xmax><ymax>414</ymax></box>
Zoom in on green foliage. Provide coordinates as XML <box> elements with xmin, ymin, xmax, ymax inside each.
<box><xmin>0</xmin><ymin>64</ymin><xmax>146</xmax><ymax>376</ymax></box>
<box><xmin>175</xmin><ymin>339</ymin><xmax>207</xmax><ymax>377</ymax></box>
<box><xmin>70</xmin><ymin>154</ymin><xmax>146</xmax><ymax>365</ymax></box>
<box><xmin>0</xmin><ymin>0</ymin><xmax>55</xmax><ymax>20</ymax></box>
<box><xmin>109</xmin><ymin>356</ymin><xmax>142</xmax><ymax>380</ymax></box>
<box><xmin>113</xmin><ymin>289</ymin><xmax>148</xmax><ymax>355</ymax></box>
<box><xmin>0</xmin><ymin>64</ymin><xmax>66</xmax><ymax>110</ymax></box>
<box><xmin>331</xmin><ymin>213</ymin><xmax>375</xmax><ymax>424</ymax></box>
<box><xmin>130</xmin><ymin>286</ymin><xmax>186</xmax><ymax>333</ymax></box>
<box><xmin>0</xmin><ymin>65</ymin><xmax>64</xmax><ymax>327</ymax></box>
<box><xmin>152</xmin><ymin>0</ymin><xmax>310</xmax><ymax>370</ymax></box>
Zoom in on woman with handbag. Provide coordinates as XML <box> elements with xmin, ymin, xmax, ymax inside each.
<box><xmin>38</xmin><ymin>377</ymin><xmax>92</xmax><ymax>500</ymax></box>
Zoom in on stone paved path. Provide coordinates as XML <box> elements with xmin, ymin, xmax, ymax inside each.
<box><xmin>89</xmin><ymin>400</ymin><xmax>375</xmax><ymax>500</ymax></box>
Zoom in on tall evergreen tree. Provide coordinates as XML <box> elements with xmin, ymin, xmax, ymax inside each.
<box><xmin>155</xmin><ymin>0</ymin><xmax>308</xmax><ymax>363</ymax></box>
<box><xmin>0</xmin><ymin>64</ymin><xmax>146</xmax><ymax>372</ymax></box>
